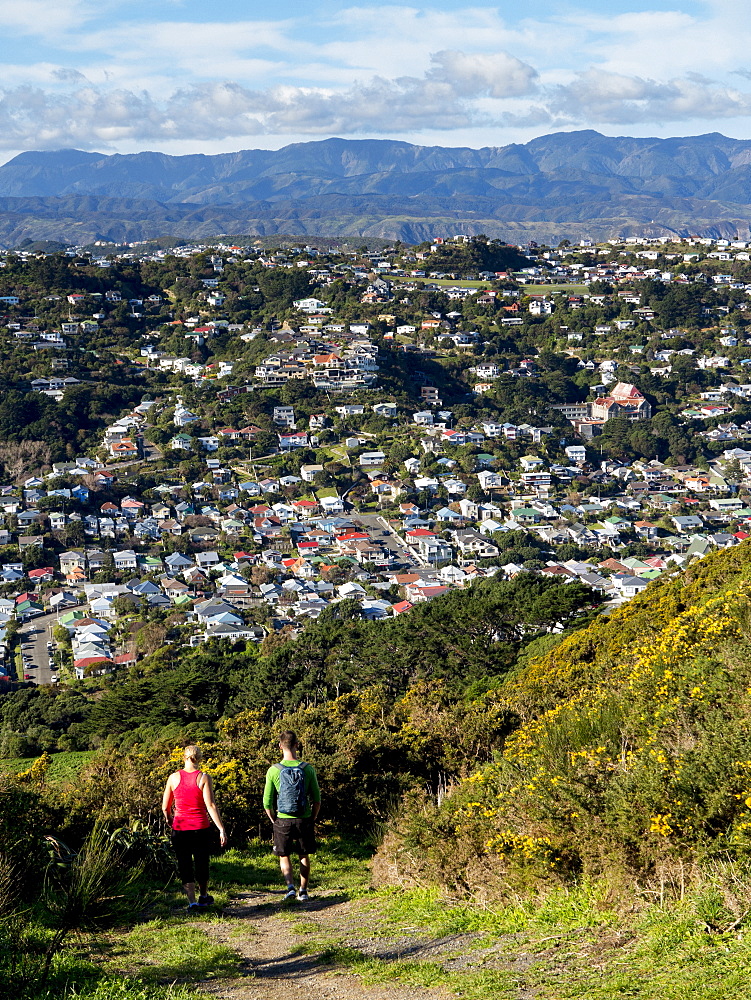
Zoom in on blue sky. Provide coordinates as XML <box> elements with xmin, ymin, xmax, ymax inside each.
<box><xmin>0</xmin><ymin>0</ymin><xmax>749</xmax><ymax>160</ymax></box>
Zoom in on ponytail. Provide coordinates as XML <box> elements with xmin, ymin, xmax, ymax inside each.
<box><xmin>184</xmin><ymin>744</ymin><xmax>202</xmax><ymax>765</ymax></box>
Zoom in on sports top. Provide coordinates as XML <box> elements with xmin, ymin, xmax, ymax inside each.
<box><xmin>171</xmin><ymin>769</ymin><xmax>211</xmax><ymax>831</ymax></box>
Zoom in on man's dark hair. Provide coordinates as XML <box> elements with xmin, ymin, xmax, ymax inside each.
<box><xmin>279</xmin><ymin>730</ymin><xmax>299</xmax><ymax>751</ymax></box>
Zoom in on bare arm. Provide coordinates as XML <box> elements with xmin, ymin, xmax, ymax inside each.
<box><xmin>200</xmin><ymin>773</ymin><xmax>227</xmax><ymax>846</ymax></box>
<box><xmin>309</xmin><ymin>767</ymin><xmax>321</xmax><ymax>822</ymax></box>
<box><xmin>162</xmin><ymin>774</ymin><xmax>176</xmax><ymax>824</ymax></box>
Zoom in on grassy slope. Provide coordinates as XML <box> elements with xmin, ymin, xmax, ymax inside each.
<box><xmin>378</xmin><ymin>541</ymin><xmax>751</xmax><ymax>891</ymax></box>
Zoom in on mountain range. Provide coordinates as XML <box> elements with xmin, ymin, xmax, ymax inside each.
<box><xmin>2</xmin><ymin>130</ymin><xmax>751</xmax><ymax>246</ymax></box>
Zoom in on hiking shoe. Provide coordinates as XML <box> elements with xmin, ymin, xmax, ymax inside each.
<box><xmin>297</xmin><ymin>890</ymin><xmax>309</xmax><ymax>902</ymax></box>
<box><xmin>284</xmin><ymin>885</ymin><xmax>297</xmax><ymax>901</ymax></box>
<box><xmin>187</xmin><ymin>902</ymin><xmax>200</xmax><ymax>914</ymax></box>
<box><xmin>198</xmin><ymin>894</ymin><xmax>214</xmax><ymax>907</ymax></box>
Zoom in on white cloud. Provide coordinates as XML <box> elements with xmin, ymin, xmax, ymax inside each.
<box><xmin>322</xmin><ymin>6</ymin><xmax>523</xmax><ymax>75</ymax></box>
<box><xmin>2</xmin><ymin>61</ymin><xmax>751</xmax><ymax>153</ymax></box>
<box><xmin>555</xmin><ymin>6</ymin><xmax>751</xmax><ymax>80</ymax></box>
<box><xmin>2</xmin><ymin>3</ymin><xmax>751</xmax><ymax>152</ymax></box>
<box><xmin>0</xmin><ymin>49</ymin><xmax>541</xmax><ymax>149</ymax></box>
<box><xmin>551</xmin><ymin>69</ymin><xmax>751</xmax><ymax>125</ymax></box>
<box><xmin>427</xmin><ymin>50</ymin><xmax>537</xmax><ymax>98</ymax></box>
<box><xmin>0</xmin><ymin>0</ymin><xmax>96</xmax><ymax>37</ymax></box>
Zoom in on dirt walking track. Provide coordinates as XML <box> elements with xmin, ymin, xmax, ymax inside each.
<box><xmin>196</xmin><ymin>889</ymin><xmax>446</xmax><ymax>1000</ymax></box>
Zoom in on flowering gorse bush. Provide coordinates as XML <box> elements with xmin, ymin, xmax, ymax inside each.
<box><xmin>384</xmin><ymin>544</ymin><xmax>751</xmax><ymax>892</ymax></box>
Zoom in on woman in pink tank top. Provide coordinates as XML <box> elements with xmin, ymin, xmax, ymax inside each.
<box><xmin>162</xmin><ymin>745</ymin><xmax>227</xmax><ymax>912</ymax></box>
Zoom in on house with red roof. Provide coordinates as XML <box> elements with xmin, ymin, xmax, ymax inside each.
<box><xmin>405</xmin><ymin>583</ymin><xmax>450</xmax><ymax>602</ymax></box>
<box><xmin>392</xmin><ymin>600</ymin><xmax>414</xmax><ymax>614</ymax></box>
<box><xmin>279</xmin><ymin>431</ymin><xmax>309</xmax><ymax>450</ymax></box>
<box><xmin>404</xmin><ymin>528</ymin><xmax>436</xmax><ymax>545</ymax></box>
<box><xmin>590</xmin><ymin>382</ymin><xmax>652</xmax><ymax>422</ymax></box>
<box><xmin>109</xmin><ymin>439</ymin><xmax>139</xmax><ymax>459</ymax></box>
<box><xmin>233</xmin><ymin>551</ymin><xmax>255</xmax><ymax>563</ymax></box>
<box><xmin>293</xmin><ymin>499</ymin><xmax>318</xmax><ymax>513</ymax></box>
<box><xmin>28</xmin><ymin>567</ymin><xmax>54</xmax><ymax>582</ymax></box>
<box><xmin>74</xmin><ymin>656</ymin><xmax>112</xmax><ymax>674</ymax></box>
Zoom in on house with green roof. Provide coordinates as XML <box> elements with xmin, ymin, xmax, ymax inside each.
<box><xmin>169</xmin><ymin>433</ymin><xmax>193</xmax><ymax>451</ymax></box>
<box><xmin>509</xmin><ymin>507</ymin><xmax>540</xmax><ymax>524</ymax></box>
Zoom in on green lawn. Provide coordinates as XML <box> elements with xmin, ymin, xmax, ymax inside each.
<box><xmin>321</xmin><ymin>445</ymin><xmax>351</xmax><ymax>466</ymax></box>
<box><xmin>522</xmin><ymin>283</ymin><xmax>588</xmax><ymax>294</ymax></box>
<box><xmin>0</xmin><ymin>749</ymin><xmax>96</xmax><ymax>782</ymax></box>
<box><xmin>389</xmin><ymin>276</ymin><xmax>588</xmax><ymax>294</ymax></box>
<box><xmin>389</xmin><ymin>275</ymin><xmax>491</xmax><ymax>289</ymax></box>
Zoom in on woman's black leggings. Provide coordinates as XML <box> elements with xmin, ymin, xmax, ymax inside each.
<box><xmin>172</xmin><ymin>828</ymin><xmax>212</xmax><ymax>885</ymax></box>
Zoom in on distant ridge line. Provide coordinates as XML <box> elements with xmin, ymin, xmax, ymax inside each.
<box><xmin>1</xmin><ymin>130</ymin><xmax>751</xmax><ymax>245</ymax></box>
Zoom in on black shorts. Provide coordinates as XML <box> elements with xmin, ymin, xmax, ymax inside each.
<box><xmin>172</xmin><ymin>828</ymin><xmax>212</xmax><ymax>884</ymax></box>
<box><xmin>272</xmin><ymin>817</ymin><xmax>317</xmax><ymax>857</ymax></box>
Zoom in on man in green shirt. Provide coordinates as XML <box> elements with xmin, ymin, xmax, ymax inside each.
<box><xmin>263</xmin><ymin>730</ymin><xmax>321</xmax><ymax>902</ymax></box>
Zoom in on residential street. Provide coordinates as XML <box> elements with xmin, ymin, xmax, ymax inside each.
<box><xmin>19</xmin><ymin>611</ymin><xmax>60</xmax><ymax>685</ymax></box>
<box><xmin>353</xmin><ymin>513</ymin><xmax>428</xmax><ymax>567</ymax></box>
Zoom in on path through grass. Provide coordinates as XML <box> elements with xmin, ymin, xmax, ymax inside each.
<box><xmin>29</xmin><ymin>836</ymin><xmax>751</xmax><ymax>999</ymax></box>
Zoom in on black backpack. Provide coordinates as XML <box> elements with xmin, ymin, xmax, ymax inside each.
<box><xmin>274</xmin><ymin>761</ymin><xmax>308</xmax><ymax>816</ymax></box>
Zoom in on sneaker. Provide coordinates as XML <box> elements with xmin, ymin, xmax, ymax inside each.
<box><xmin>187</xmin><ymin>902</ymin><xmax>200</xmax><ymax>913</ymax></box>
<box><xmin>198</xmin><ymin>894</ymin><xmax>214</xmax><ymax>907</ymax></box>
<box><xmin>297</xmin><ymin>890</ymin><xmax>309</xmax><ymax>902</ymax></box>
<box><xmin>284</xmin><ymin>885</ymin><xmax>297</xmax><ymax>901</ymax></box>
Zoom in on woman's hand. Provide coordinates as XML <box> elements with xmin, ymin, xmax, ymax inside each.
<box><xmin>219</xmin><ymin>828</ymin><xmax>228</xmax><ymax>847</ymax></box>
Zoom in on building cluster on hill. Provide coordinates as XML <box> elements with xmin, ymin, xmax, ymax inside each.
<box><xmin>3</xmin><ymin>232</ymin><xmax>751</xmax><ymax>683</ymax></box>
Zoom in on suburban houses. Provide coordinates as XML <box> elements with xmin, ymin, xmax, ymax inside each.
<box><xmin>2</xmin><ymin>231</ymin><xmax>751</xmax><ymax>685</ymax></box>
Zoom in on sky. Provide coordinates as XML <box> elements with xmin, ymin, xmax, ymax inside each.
<box><xmin>1</xmin><ymin>0</ymin><xmax>751</xmax><ymax>162</ymax></box>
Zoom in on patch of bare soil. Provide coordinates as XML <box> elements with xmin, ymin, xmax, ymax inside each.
<box><xmin>195</xmin><ymin>889</ymin><xmax>451</xmax><ymax>1000</ymax></box>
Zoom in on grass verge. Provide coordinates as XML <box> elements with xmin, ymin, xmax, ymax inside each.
<box><xmin>316</xmin><ymin>944</ymin><xmax>519</xmax><ymax>999</ymax></box>
<box><xmin>64</xmin><ymin>978</ymin><xmax>203</xmax><ymax>999</ymax></box>
<box><xmin>114</xmin><ymin>920</ymin><xmax>238</xmax><ymax>983</ymax></box>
